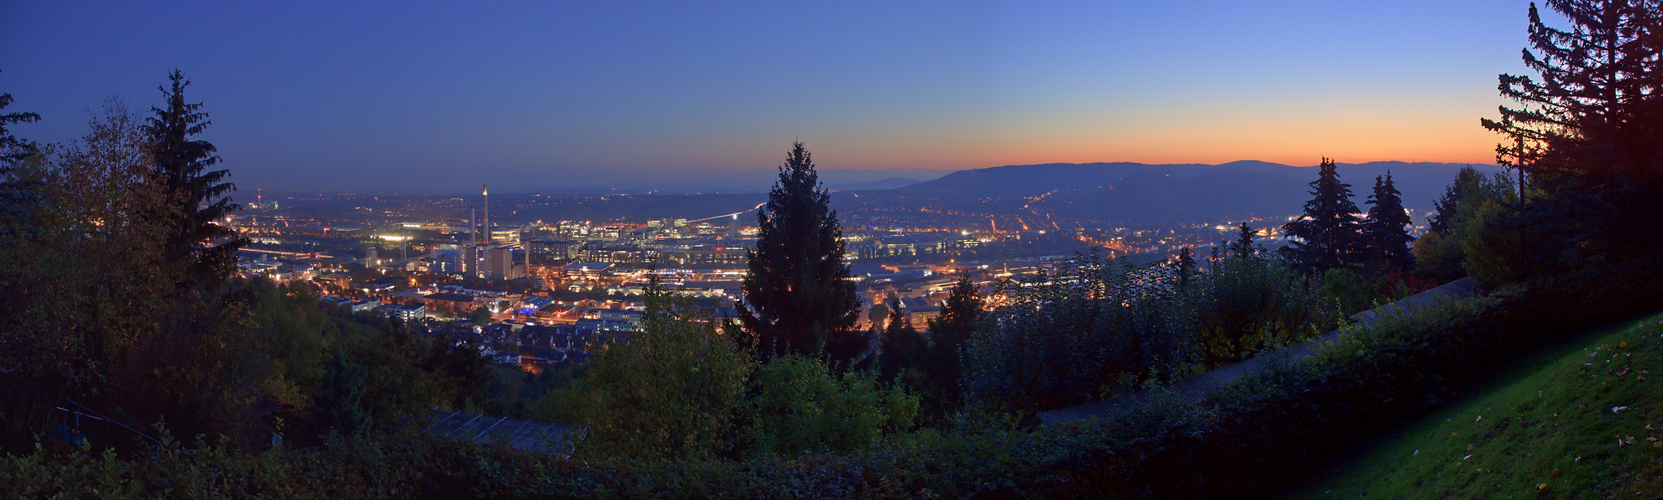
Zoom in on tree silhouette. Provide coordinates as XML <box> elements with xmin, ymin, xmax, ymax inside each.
<box><xmin>1231</xmin><ymin>222</ymin><xmax>1256</xmax><ymax>258</ymax></box>
<box><xmin>1481</xmin><ymin>1</ymin><xmax>1663</xmax><ymax>259</ymax></box>
<box><xmin>1428</xmin><ymin>166</ymin><xmax>1484</xmax><ymax>235</ymax></box>
<box><xmin>144</xmin><ymin>70</ymin><xmax>246</xmax><ymax>288</ymax></box>
<box><xmin>1363</xmin><ymin>172</ymin><xmax>1415</xmax><ymax>269</ymax></box>
<box><xmin>922</xmin><ymin>274</ymin><xmax>981</xmax><ymax>410</ymax></box>
<box><xmin>0</xmin><ymin>70</ymin><xmax>41</xmax><ymax>226</ymax></box>
<box><xmin>1176</xmin><ymin>247</ymin><xmax>1197</xmax><ymax>288</ymax></box>
<box><xmin>877</xmin><ymin>296</ymin><xmax>924</xmax><ymax>382</ymax></box>
<box><xmin>737</xmin><ymin>141</ymin><xmax>862</xmax><ymax>364</ymax></box>
<box><xmin>1281</xmin><ymin>158</ymin><xmax>1363</xmax><ymax>271</ymax></box>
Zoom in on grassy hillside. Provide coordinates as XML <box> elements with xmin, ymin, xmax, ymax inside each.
<box><xmin>1302</xmin><ymin>312</ymin><xmax>1663</xmax><ymax>498</ymax></box>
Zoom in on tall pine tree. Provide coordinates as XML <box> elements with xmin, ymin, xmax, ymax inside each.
<box><xmin>923</xmin><ymin>274</ymin><xmax>981</xmax><ymax>410</ymax></box>
<box><xmin>1362</xmin><ymin>171</ymin><xmax>1415</xmax><ymax>269</ymax></box>
<box><xmin>1427</xmin><ymin>166</ymin><xmax>1484</xmax><ymax>235</ymax></box>
<box><xmin>1175</xmin><ymin>247</ymin><xmax>1197</xmax><ymax>288</ymax></box>
<box><xmin>0</xmin><ymin>70</ymin><xmax>41</xmax><ymax>226</ymax></box>
<box><xmin>1230</xmin><ymin>222</ymin><xmax>1256</xmax><ymax>257</ymax></box>
<box><xmin>144</xmin><ymin>70</ymin><xmax>246</xmax><ymax>288</ymax></box>
<box><xmin>1481</xmin><ymin>0</ymin><xmax>1663</xmax><ymax>258</ymax></box>
<box><xmin>737</xmin><ymin>141</ymin><xmax>862</xmax><ymax>363</ymax></box>
<box><xmin>1281</xmin><ymin>157</ymin><xmax>1363</xmax><ymax>271</ymax></box>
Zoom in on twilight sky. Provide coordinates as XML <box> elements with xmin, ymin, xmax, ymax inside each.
<box><xmin>3</xmin><ymin>1</ymin><xmax>1528</xmax><ymax>193</ymax></box>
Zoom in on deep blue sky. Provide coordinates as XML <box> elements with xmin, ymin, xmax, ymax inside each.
<box><xmin>3</xmin><ymin>1</ymin><xmax>1529</xmax><ymax>193</ymax></box>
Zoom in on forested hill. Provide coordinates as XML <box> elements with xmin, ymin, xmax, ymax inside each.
<box><xmin>855</xmin><ymin>160</ymin><xmax>1503</xmax><ymax>226</ymax></box>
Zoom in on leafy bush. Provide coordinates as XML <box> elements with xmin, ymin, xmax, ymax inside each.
<box><xmin>746</xmin><ymin>355</ymin><xmax>919</xmax><ymax>458</ymax></box>
<box><xmin>1187</xmin><ymin>251</ymin><xmax>1329</xmax><ymax>365</ymax></box>
<box><xmin>553</xmin><ymin>283</ymin><xmax>752</xmax><ymax>461</ymax></box>
<box><xmin>964</xmin><ymin>253</ymin><xmax>1195</xmax><ymax>413</ymax></box>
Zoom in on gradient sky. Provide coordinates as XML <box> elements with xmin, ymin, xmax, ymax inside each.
<box><xmin>2</xmin><ymin>1</ymin><xmax>1531</xmax><ymax>192</ymax></box>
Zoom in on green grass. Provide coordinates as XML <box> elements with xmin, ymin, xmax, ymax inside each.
<box><xmin>1302</xmin><ymin>313</ymin><xmax>1663</xmax><ymax>498</ymax></box>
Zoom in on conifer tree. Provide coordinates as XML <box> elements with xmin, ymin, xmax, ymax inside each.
<box><xmin>1175</xmin><ymin>247</ymin><xmax>1196</xmax><ymax>288</ymax></box>
<box><xmin>1427</xmin><ymin>166</ymin><xmax>1484</xmax><ymax>235</ymax></box>
<box><xmin>877</xmin><ymin>296</ymin><xmax>924</xmax><ymax>381</ymax></box>
<box><xmin>0</xmin><ymin>71</ymin><xmax>41</xmax><ymax>225</ymax></box>
<box><xmin>144</xmin><ymin>70</ymin><xmax>246</xmax><ymax>287</ymax></box>
<box><xmin>1231</xmin><ymin>222</ymin><xmax>1256</xmax><ymax>258</ymax></box>
<box><xmin>1481</xmin><ymin>1</ymin><xmax>1663</xmax><ymax>257</ymax></box>
<box><xmin>737</xmin><ymin>141</ymin><xmax>861</xmax><ymax>363</ymax></box>
<box><xmin>923</xmin><ymin>274</ymin><xmax>981</xmax><ymax>409</ymax></box>
<box><xmin>1363</xmin><ymin>172</ymin><xmax>1415</xmax><ymax>269</ymax></box>
<box><xmin>1281</xmin><ymin>157</ymin><xmax>1363</xmax><ymax>271</ymax></box>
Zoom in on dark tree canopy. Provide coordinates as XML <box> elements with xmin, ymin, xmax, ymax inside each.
<box><xmin>1231</xmin><ymin>222</ymin><xmax>1256</xmax><ymax>258</ymax></box>
<box><xmin>0</xmin><ymin>70</ymin><xmax>42</xmax><ymax>224</ymax></box>
<box><xmin>737</xmin><ymin>141</ymin><xmax>862</xmax><ymax>363</ymax></box>
<box><xmin>1175</xmin><ymin>247</ymin><xmax>1197</xmax><ymax>288</ymax></box>
<box><xmin>1428</xmin><ymin>166</ymin><xmax>1485</xmax><ymax>235</ymax></box>
<box><xmin>1363</xmin><ymin>172</ymin><xmax>1415</xmax><ymax>269</ymax></box>
<box><xmin>1281</xmin><ymin>158</ymin><xmax>1363</xmax><ymax>271</ymax></box>
<box><xmin>877</xmin><ymin>296</ymin><xmax>924</xmax><ymax>382</ymax></box>
<box><xmin>0</xmin><ymin>71</ymin><xmax>40</xmax><ymax>170</ymax></box>
<box><xmin>923</xmin><ymin>274</ymin><xmax>981</xmax><ymax>410</ymax></box>
<box><xmin>1482</xmin><ymin>0</ymin><xmax>1663</xmax><ymax>183</ymax></box>
<box><xmin>144</xmin><ymin>70</ymin><xmax>246</xmax><ymax>287</ymax></box>
<box><xmin>1481</xmin><ymin>1</ymin><xmax>1663</xmax><ymax>261</ymax></box>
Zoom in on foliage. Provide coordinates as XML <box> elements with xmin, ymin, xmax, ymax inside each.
<box><xmin>144</xmin><ymin>70</ymin><xmax>246</xmax><ymax>289</ymax></box>
<box><xmin>736</xmin><ymin>141</ymin><xmax>862</xmax><ymax>365</ymax></box>
<box><xmin>468</xmin><ymin>306</ymin><xmax>492</xmax><ymax>326</ymax></box>
<box><xmin>1458</xmin><ymin>198</ymin><xmax>1527</xmax><ymax>286</ymax></box>
<box><xmin>1282</xmin><ymin>157</ymin><xmax>1363</xmax><ymax>271</ymax></box>
<box><xmin>1413</xmin><ymin>170</ymin><xmax>1517</xmax><ymax>284</ymax></box>
<box><xmin>420</xmin><ymin>333</ymin><xmax>492</xmax><ymax>413</ymax></box>
<box><xmin>556</xmin><ymin>278</ymin><xmax>752</xmax><ymax>460</ymax></box>
<box><xmin>744</xmin><ymin>355</ymin><xmax>918</xmax><ymax>458</ymax></box>
<box><xmin>1229</xmin><ymin>221</ymin><xmax>1256</xmax><ymax>257</ymax></box>
<box><xmin>964</xmin><ymin>252</ymin><xmax>1195</xmax><ymax>412</ymax></box>
<box><xmin>876</xmin><ymin>295</ymin><xmax>925</xmax><ymax>383</ymax></box>
<box><xmin>919</xmin><ymin>275</ymin><xmax>982</xmax><ymax>413</ymax></box>
<box><xmin>1361</xmin><ymin>171</ymin><xmax>1415</xmax><ymax>269</ymax></box>
<box><xmin>1187</xmin><ymin>249</ymin><xmax>1329</xmax><ymax>366</ymax></box>
<box><xmin>1481</xmin><ymin>0</ymin><xmax>1663</xmax><ymax>273</ymax></box>
<box><xmin>1427</xmin><ymin>165</ymin><xmax>1485</xmax><ymax>235</ymax></box>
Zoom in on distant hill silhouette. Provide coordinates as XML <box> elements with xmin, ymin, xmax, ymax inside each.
<box><xmin>864</xmin><ymin>161</ymin><xmax>1502</xmax><ymax>226</ymax></box>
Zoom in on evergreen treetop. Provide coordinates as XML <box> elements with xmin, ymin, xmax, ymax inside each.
<box><xmin>144</xmin><ymin>70</ymin><xmax>246</xmax><ymax>288</ymax></box>
<box><xmin>1363</xmin><ymin>171</ymin><xmax>1415</xmax><ymax>270</ymax></box>
<box><xmin>737</xmin><ymin>141</ymin><xmax>862</xmax><ymax>363</ymax></box>
<box><xmin>1231</xmin><ymin>222</ymin><xmax>1256</xmax><ymax>258</ymax></box>
<box><xmin>1281</xmin><ymin>157</ymin><xmax>1363</xmax><ymax>271</ymax></box>
<box><xmin>1428</xmin><ymin>166</ymin><xmax>1485</xmax><ymax>235</ymax></box>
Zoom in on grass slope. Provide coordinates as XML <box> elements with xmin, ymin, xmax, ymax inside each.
<box><xmin>1304</xmin><ymin>313</ymin><xmax>1663</xmax><ymax>498</ymax></box>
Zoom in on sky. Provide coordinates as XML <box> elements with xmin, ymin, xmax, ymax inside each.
<box><xmin>2</xmin><ymin>1</ymin><xmax>1531</xmax><ymax>193</ymax></box>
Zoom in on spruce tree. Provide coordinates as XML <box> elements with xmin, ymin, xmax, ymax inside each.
<box><xmin>1481</xmin><ymin>1</ymin><xmax>1663</xmax><ymax>256</ymax></box>
<box><xmin>1175</xmin><ymin>247</ymin><xmax>1196</xmax><ymax>288</ymax></box>
<box><xmin>1363</xmin><ymin>171</ymin><xmax>1415</xmax><ymax>269</ymax></box>
<box><xmin>144</xmin><ymin>70</ymin><xmax>246</xmax><ymax>288</ymax></box>
<box><xmin>877</xmin><ymin>296</ymin><xmax>924</xmax><ymax>381</ymax></box>
<box><xmin>737</xmin><ymin>141</ymin><xmax>861</xmax><ymax>363</ymax></box>
<box><xmin>0</xmin><ymin>71</ymin><xmax>41</xmax><ymax>226</ymax></box>
<box><xmin>1428</xmin><ymin>166</ymin><xmax>1484</xmax><ymax>235</ymax></box>
<box><xmin>1231</xmin><ymin>222</ymin><xmax>1256</xmax><ymax>257</ymax></box>
<box><xmin>1281</xmin><ymin>157</ymin><xmax>1363</xmax><ymax>271</ymax></box>
<box><xmin>923</xmin><ymin>274</ymin><xmax>981</xmax><ymax>409</ymax></box>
